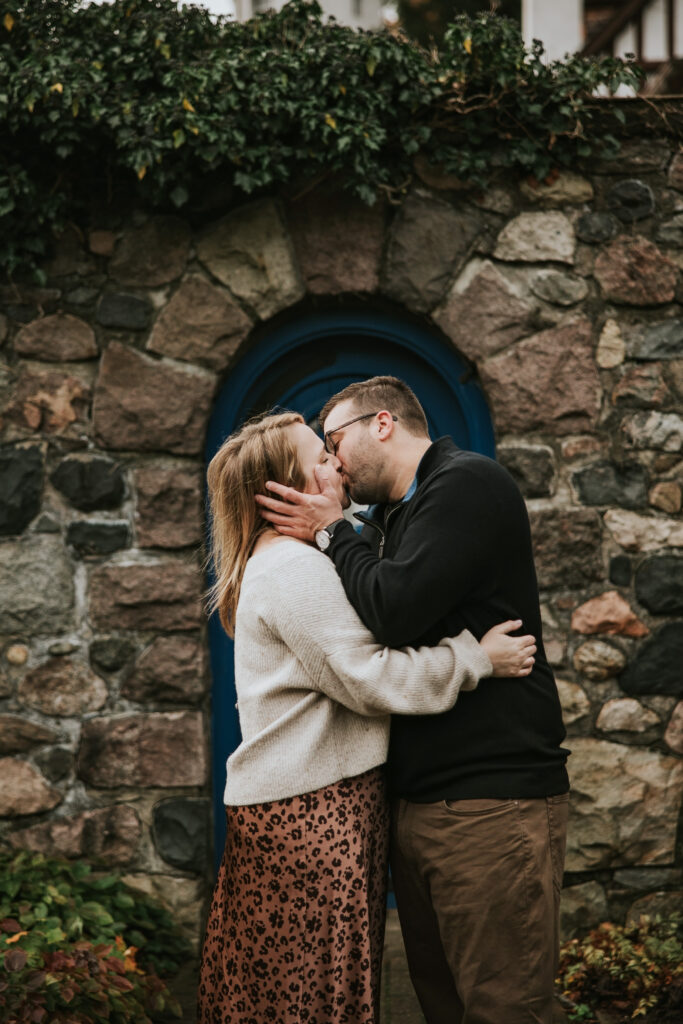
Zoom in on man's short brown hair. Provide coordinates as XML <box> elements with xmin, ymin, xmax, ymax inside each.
<box><xmin>320</xmin><ymin>376</ymin><xmax>429</xmax><ymax>438</ymax></box>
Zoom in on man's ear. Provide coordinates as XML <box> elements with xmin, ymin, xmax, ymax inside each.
<box><xmin>375</xmin><ymin>410</ymin><xmax>397</xmax><ymax>441</ymax></box>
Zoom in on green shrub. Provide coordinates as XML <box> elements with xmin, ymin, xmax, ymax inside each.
<box><xmin>0</xmin><ymin>0</ymin><xmax>641</xmax><ymax>279</ymax></box>
<box><xmin>0</xmin><ymin>849</ymin><xmax>190</xmax><ymax>1022</ymax></box>
<box><xmin>557</xmin><ymin>914</ymin><xmax>683</xmax><ymax>1023</ymax></box>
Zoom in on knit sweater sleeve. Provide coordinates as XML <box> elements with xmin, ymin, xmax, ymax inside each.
<box><xmin>268</xmin><ymin>545</ymin><xmax>493</xmax><ymax>718</ymax></box>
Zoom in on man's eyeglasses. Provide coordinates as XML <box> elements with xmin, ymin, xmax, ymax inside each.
<box><xmin>323</xmin><ymin>412</ymin><xmax>397</xmax><ymax>455</ymax></box>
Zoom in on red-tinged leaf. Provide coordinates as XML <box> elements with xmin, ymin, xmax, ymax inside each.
<box><xmin>30</xmin><ymin>1007</ymin><xmax>46</xmax><ymax>1023</ymax></box>
<box><xmin>60</xmin><ymin>983</ymin><xmax>76</xmax><ymax>1003</ymax></box>
<box><xmin>110</xmin><ymin>974</ymin><xmax>134</xmax><ymax>991</ymax></box>
<box><xmin>26</xmin><ymin>971</ymin><xmax>47</xmax><ymax>990</ymax></box>
<box><xmin>4</xmin><ymin>948</ymin><xmax>28</xmax><ymax>971</ymax></box>
<box><xmin>0</xmin><ymin>918</ymin><xmax>22</xmax><ymax>933</ymax></box>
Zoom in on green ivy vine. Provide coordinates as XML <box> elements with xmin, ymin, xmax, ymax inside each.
<box><xmin>0</xmin><ymin>0</ymin><xmax>642</xmax><ymax>279</ymax></box>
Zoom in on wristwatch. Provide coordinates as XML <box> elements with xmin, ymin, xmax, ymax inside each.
<box><xmin>314</xmin><ymin>518</ymin><xmax>346</xmax><ymax>552</ymax></box>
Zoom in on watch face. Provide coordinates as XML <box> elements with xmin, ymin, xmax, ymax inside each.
<box><xmin>315</xmin><ymin>529</ymin><xmax>330</xmax><ymax>551</ymax></box>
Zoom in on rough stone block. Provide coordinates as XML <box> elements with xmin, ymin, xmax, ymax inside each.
<box><xmin>603</xmin><ymin>508</ymin><xmax>683</xmax><ymax>552</ymax></box>
<box><xmin>596</xmin><ymin>319</ymin><xmax>625</xmax><ymax>367</ymax></box>
<box><xmin>78</xmin><ymin>712</ymin><xmax>207</xmax><ymax>788</ymax></box>
<box><xmin>152</xmin><ymin>797</ymin><xmax>210</xmax><ymax>870</ymax></box>
<box><xmin>571</xmin><ymin>591</ymin><xmax>648</xmax><ymax>638</ymax></box>
<box><xmin>9</xmin><ymin>804</ymin><xmax>141</xmax><ymax>866</ymax></box>
<box><xmin>611</xmin><ymin>364</ymin><xmax>670</xmax><ymax>409</ymax></box>
<box><xmin>121</xmin><ymin>636</ymin><xmax>205</xmax><ymax>704</ymax></box>
<box><xmin>0</xmin><ymin>759</ymin><xmax>62</xmax><ymax>817</ymax></box>
<box><xmin>89</xmin><ymin>561</ymin><xmax>202</xmax><ymax>631</ymax></box>
<box><xmin>480</xmin><ymin>319</ymin><xmax>600</xmax><ymax>436</ymax></box>
<box><xmin>556</xmin><ymin>679</ymin><xmax>591</xmax><ymax>727</ymax></box>
<box><xmin>15</xmin><ymin>314</ymin><xmax>97</xmax><ymax>361</ymax></box>
<box><xmin>197</xmin><ymin>199</ymin><xmax>304</xmax><ymax>319</ymax></box>
<box><xmin>621</xmin><ymin>623</ymin><xmax>683</xmax><ymax>697</ymax></box>
<box><xmin>560</xmin><ymin>882</ymin><xmax>608</xmax><ymax>941</ymax></box>
<box><xmin>566</xmin><ymin>738</ymin><xmax>683</xmax><ymax>869</ymax></box>
<box><xmin>97</xmin><ymin>293</ymin><xmax>152</xmax><ymax>331</ymax></box>
<box><xmin>0</xmin><ymin>715</ymin><xmax>58</xmax><ymax>754</ymax></box>
<box><xmin>622</xmin><ymin>410</ymin><xmax>683</xmax><ymax>452</ymax></box>
<box><xmin>133</xmin><ymin>465</ymin><xmax>202</xmax><ymax>549</ymax></box>
<box><xmin>625</xmin><ymin>318</ymin><xmax>683</xmax><ymax>360</ymax></box>
<box><xmin>0</xmin><ymin>536</ymin><xmax>75</xmax><ymax>634</ymax></box>
<box><xmin>109</xmin><ymin>216</ymin><xmax>190</xmax><ymax>286</ymax></box>
<box><xmin>50</xmin><ymin>454</ymin><xmax>125</xmax><ymax>511</ymax></box>
<box><xmin>596</xmin><ymin>698</ymin><xmax>660</xmax><ymax>734</ymax></box>
<box><xmin>530</xmin><ymin>270</ymin><xmax>587</xmax><ymax>307</ymax></box>
<box><xmin>576</xmin><ymin>212</ymin><xmax>618</xmax><ymax>245</ymax></box>
<box><xmin>6</xmin><ymin>366</ymin><xmax>90</xmax><ymax>437</ymax></box>
<box><xmin>649</xmin><ymin>481</ymin><xmax>682</xmax><ymax>514</ymax></box>
<box><xmin>594</xmin><ymin>236</ymin><xmax>677</xmax><ymax>305</ymax></box>
<box><xmin>664</xmin><ymin>701</ymin><xmax>683</xmax><ymax>754</ymax></box>
<box><xmin>147</xmin><ymin>274</ymin><xmax>252</xmax><ymax>372</ymax></box>
<box><xmin>519</xmin><ymin>171</ymin><xmax>593</xmax><ymax>206</ymax></box>
<box><xmin>635</xmin><ymin>556</ymin><xmax>683</xmax><ymax>614</ymax></box>
<box><xmin>67</xmin><ymin>520</ymin><xmax>130</xmax><ymax>557</ymax></box>
<box><xmin>572</xmin><ymin>461</ymin><xmax>647</xmax><ymax>510</ymax></box>
<box><xmin>493</xmin><ymin>211</ymin><xmax>575</xmax><ymax>264</ymax></box>
<box><xmin>89</xmin><ymin>635</ymin><xmax>137</xmax><ymax>674</ymax></box>
<box><xmin>287</xmin><ymin>192</ymin><xmax>385</xmax><ymax>294</ymax></box>
<box><xmin>433</xmin><ymin>261</ymin><xmax>534</xmax><ymax>361</ymax></box>
<box><xmin>573</xmin><ymin>640</ymin><xmax>626</xmax><ymax>681</ymax></box>
<box><xmin>18</xmin><ymin>658</ymin><xmax>108</xmax><ymax>717</ymax></box>
<box><xmin>92</xmin><ymin>342</ymin><xmax>215</xmax><ymax>455</ymax></box>
<box><xmin>0</xmin><ymin>444</ymin><xmax>44</xmax><ymax>535</ymax></box>
<box><xmin>34</xmin><ymin>746</ymin><xmax>74</xmax><ymax>782</ymax></box>
<box><xmin>656</xmin><ymin>213</ymin><xmax>683</xmax><ymax>247</ymax></box>
<box><xmin>497</xmin><ymin>444</ymin><xmax>554</xmax><ymax>498</ymax></box>
<box><xmin>606</xmin><ymin>180</ymin><xmax>655</xmax><ymax>223</ymax></box>
<box><xmin>382</xmin><ymin>194</ymin><xmax>480</xmax><ymax>312</ymax></box>
<box><xmin>528</xmin><ymin>508</ymin><xmax>602</xmax><ymax>589</ymax></box>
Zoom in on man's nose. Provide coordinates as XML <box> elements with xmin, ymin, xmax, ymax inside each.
<box><xmin>329</xmin><ymin>453</ymin><xmax>342</xmax><ymax>471</ymax></box>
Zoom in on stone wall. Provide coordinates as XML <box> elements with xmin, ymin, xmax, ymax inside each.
<box><xmin>1</xmin><ymin>126</ymin><xmax>682</xmax><ymax>948</ymax></box>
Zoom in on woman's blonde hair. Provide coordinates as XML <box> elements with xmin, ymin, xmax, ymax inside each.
<box><xmin>206</xmin><ymin>411</ymin><xmax>306</xmax><ymax>636</ymax></box>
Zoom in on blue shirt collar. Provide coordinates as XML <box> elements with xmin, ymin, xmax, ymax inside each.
<box><xmin>363</xmin><ymin>471</ymin><xmax>418</xmax><ymax>522</ymax></box>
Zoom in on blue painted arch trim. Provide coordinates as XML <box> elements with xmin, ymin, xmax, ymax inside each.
<box><xmin>205</xmin><ymin>306</ymin><xmax>496</xmax><ymax>869</ymax></box>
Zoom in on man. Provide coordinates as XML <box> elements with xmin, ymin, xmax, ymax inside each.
<box><xmin>256</xmin><ymin>376</ymin><xmax>570</xmax><ymax>1024</ymax></box>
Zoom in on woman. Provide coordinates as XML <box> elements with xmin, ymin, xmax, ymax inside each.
<box><xmin>198</xmin><ymin>411</ymin><xmax>536</xmax><ymax>1024</ymax></box>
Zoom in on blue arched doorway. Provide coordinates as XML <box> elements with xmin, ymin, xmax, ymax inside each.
<box><xmin>205</xmin><ymin>306</ymin><xmax>496</xmax><ymax>867</ymax></box>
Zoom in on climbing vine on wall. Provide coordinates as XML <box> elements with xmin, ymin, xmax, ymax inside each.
<box><xmin>1</xmin><ymin>0</ymin><xmax>641</xmax><ymax>278</ymax></box>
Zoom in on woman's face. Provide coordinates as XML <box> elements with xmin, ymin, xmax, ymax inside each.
<box><xmin>288</xmin><ymin>422</ymin><xmax>348</xmax><ymax>506</ymax></box>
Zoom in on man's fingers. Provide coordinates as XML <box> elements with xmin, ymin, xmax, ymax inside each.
<box><xmin>264</xmin><ymin>481</ymin><xmax>308</xmax><ymax>505</ymax></box>
<box><xmin>259</xmin><ymin>510</ymin><xmax>306</xmax><ymax>527</ymax></box>
<box><xmin>255</xmin><ymin>493</ymin><xmax>301</xmax><ymax>514</ymax></box>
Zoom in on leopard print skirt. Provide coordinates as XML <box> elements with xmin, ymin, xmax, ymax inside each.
<box><xmin>197</xmin><ymin>766</ymin><xmax>389</xmax><ymax>1024</ymax></box>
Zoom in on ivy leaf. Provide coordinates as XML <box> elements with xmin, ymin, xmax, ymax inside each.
<box><xmin>170</xmin><ymin>185</ymin><xmax>188</xmax><ymax>207</ymax></box>
<box><xmin>3</xmin><ymin>13</ymin><xmax>13</xmax><ymax>31</ymax></box>
<box><xmin>172</xmin><ymin>128</ymin><xmax>185</xmax><ymax>148</ymax></box>
<box><xmin>4</xmin><ymin>948</ymin><xmax>28</xmax><ymax>971</ymax></box>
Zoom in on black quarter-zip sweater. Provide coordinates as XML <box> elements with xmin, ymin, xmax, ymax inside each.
<box><xmin>328</xmin><ymin>437</ymin><xmax>570</xmax><ymax>801</ymax></box>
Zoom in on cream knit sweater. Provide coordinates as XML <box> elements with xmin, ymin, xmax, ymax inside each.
<box><xmin>224</xmin><ymin>539</ymin><xmax>493</xmax><ymax>805</ymax></box>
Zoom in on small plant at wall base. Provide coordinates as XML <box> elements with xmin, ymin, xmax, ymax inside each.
<box><xmin>0</xmin><ymin>848</ymin><xmax>188</xmax><ymax>1022</ymax></box>
<box><xmin>557</xmin><ymin>914</ymin><xmax>683</xmax><ymax>1023</ymax></box>
<box><xmin>0</xmin><ymin>0</ymin><xmax>642</xmax><ymax>280</ymax></box>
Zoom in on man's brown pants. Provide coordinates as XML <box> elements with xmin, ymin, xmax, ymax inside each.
<box><xmin>390</xmin><ymin>794</ymin><xmax>569</xmax><ymax>1024</ymax></box>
